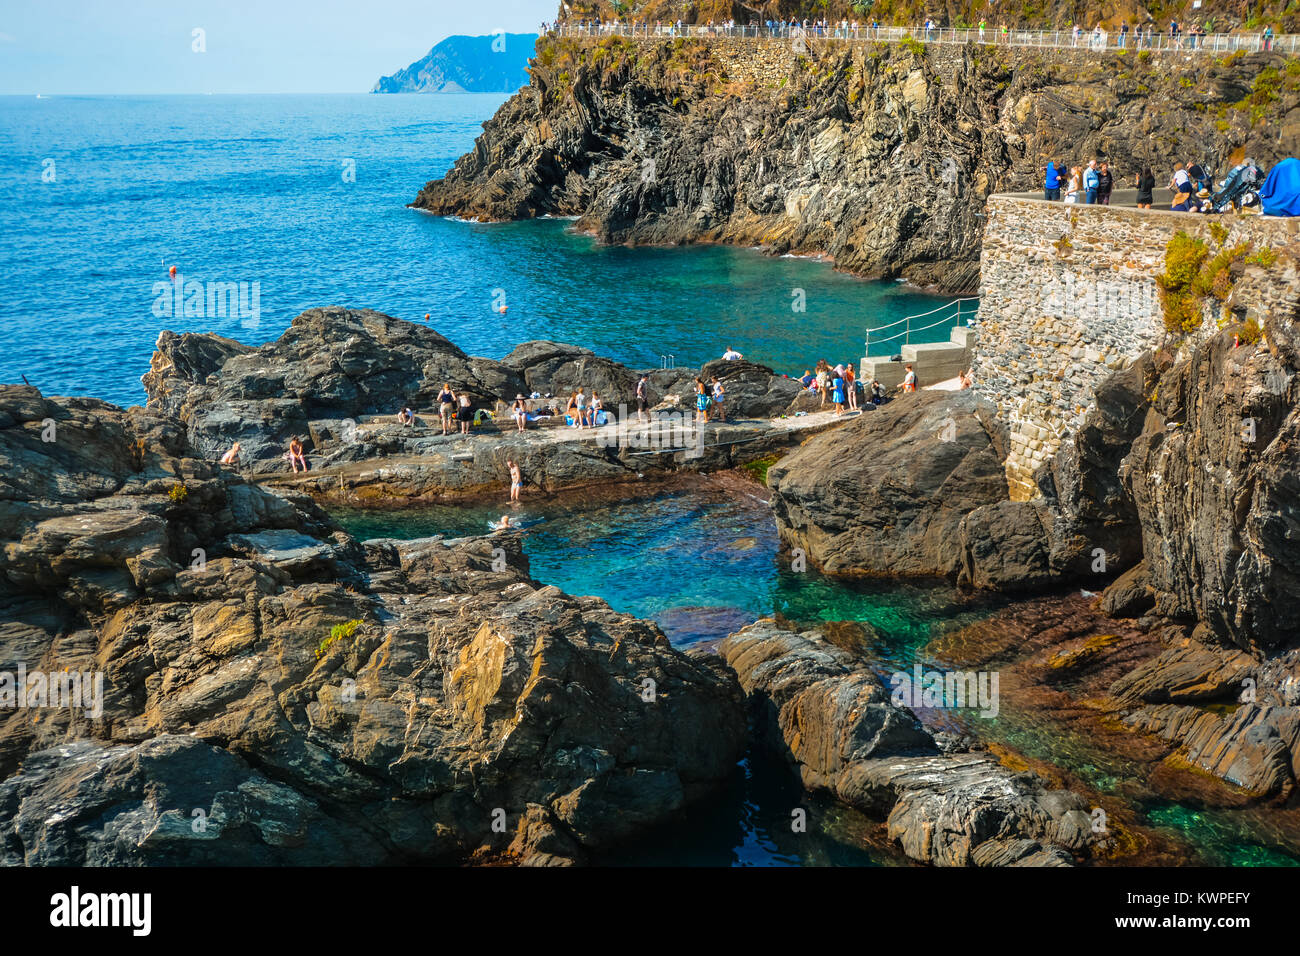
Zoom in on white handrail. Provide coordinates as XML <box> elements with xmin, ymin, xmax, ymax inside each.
<box><xmin>548</xmin><ymin>22</ymin><xmax>1297</xmax><ymax>57</ymax></box>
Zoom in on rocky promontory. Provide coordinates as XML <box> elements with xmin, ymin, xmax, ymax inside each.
<box><xmin>414</xmin><ymin>33</ymin><xmax>1299</xmax><ymax>292</ymax></box>
<box><xmin>0</xmin><ymin>385</ymin><xmax>747</xmax><ymax>865</ymax></box>
<box><xmin>143</xmin><ymin>306</ymin><xmax>825</xmax><ymax>501</ymax></box>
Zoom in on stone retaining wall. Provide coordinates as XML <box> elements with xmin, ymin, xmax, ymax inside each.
<box><xmin>973</xmin><ymin>195</ymin><xmax>1300</xmax><ymax>500</ymax></box>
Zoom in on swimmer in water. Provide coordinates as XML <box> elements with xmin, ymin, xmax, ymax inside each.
<box><xmin>499</xmin><ymin>514</ymin><xmax>511</xmax><ymax>529</ymax></box>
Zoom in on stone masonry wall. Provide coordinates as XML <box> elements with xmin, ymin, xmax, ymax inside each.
<box><xmin>973</xmin><ymin>195</ymin><xmax>1300</xmax><ymax>501</ymax></box>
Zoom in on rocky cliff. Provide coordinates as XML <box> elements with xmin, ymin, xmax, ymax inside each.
<box><xmin>414</xmin><ymin>34</ymin><xmax>1299</xmax><ymax>292</ymax></box>
<box><xmin>0</xmin><ymin>385</ymin><xmax>746</xmax><ymax>865</ymax></box>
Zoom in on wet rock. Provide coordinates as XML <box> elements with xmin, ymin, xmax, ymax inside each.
<box><xmin>1100</xmin><ymin>561</ymin><xmax>1155</xmax><ymax>619</ymax></box>
<box><xmin>1124</xmin><ymin>703</ymin><xmax>1300</xmax><ymax>796</ymax></box>
<box><xmin>1111</xmin><ymin>642</ymin><xmax>1255</xmax><ymax>705</ymax></box>
<box><xmin>719</xmin><ymin>620</ymin><xmax>1094</xmax><ymax>866</ymax></box>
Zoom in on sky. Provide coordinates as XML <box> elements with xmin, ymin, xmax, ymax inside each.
<box><xmin>0</xmin><ymin>0</ymin><xmax>557</xmax><ymax>94</ymax></box>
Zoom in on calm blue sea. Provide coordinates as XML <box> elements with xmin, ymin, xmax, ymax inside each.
<box><xmin>0</xmin><ymin>93</ymin><xmax>948</xmax><ymax>407</ymax></box>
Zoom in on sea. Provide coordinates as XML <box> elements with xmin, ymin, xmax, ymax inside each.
<box><xmin>0</xmin><ymin>92</ymin><xmax>949</xmax><ymax>407</ymax></box>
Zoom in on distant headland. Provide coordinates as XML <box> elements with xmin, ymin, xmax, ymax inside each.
<box><xmin>371</xmin><ymin>33</ymin><xmax>539</xmax><ymax>94</ymax></box>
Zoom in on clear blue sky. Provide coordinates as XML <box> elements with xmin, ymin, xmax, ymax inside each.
<box><xmin>0</xmin><ymin>0</ymin><xmax>556</xmax><ymax>94</ymax></box>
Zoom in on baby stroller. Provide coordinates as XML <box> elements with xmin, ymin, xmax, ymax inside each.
<box><xmin>1212</xmin><ymin>159</ymin><xmax>1265</xmax><ymax>213</ymax></box>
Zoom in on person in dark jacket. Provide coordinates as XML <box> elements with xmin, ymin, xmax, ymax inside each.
<box><xmin>1097</xmin><ymin>162</ymin><xmax>1114</xmax><ymax>205</ymax></box>
<box><xmin>1135</xmin><ymin>166</ymin><xmax>1155</xmax><ymax>209</ymax></box>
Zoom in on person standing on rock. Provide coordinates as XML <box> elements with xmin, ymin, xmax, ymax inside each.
<box><xmin>636</xmin><ymin>374</ymin><xmax>650</xmax><ymax>423</ymax></box>
<box><xmin>507</xmin><ymin>459</ymin><xmax>522</xmax><ymax>502</ymax></box>
<box><xmin>711</xmin><ymin>377</ymin><xmax>727</xmax><ymax>422</ymax></box>
<box><xmin>1044</xmin><ymin>161</ymin><xmax>1061</xmax><ymax>201</ymax></box>
<box><xmin>815</xmin><ymin>361</ymin><xmax>830</xmax><ymax>405</ymax></box>
<box><xmin>512</xmin><ymin>394</ymin><xmax>528</xmax><ymax>433</ymax></box>
<box><xmin>437</xmin><ymin>382</ymin><xmax>456</xmax><ymax>436</ymax></box>
<box><xmin>845</xmin><ymin>363</ymin><xmax>858</xmax><ymax>410</ymax></box>
<box><xmin>574</xmin><ymin>388</ymin><xmax>587</xmax><ymax>430</ymax></box>
<box><xmin>457</xmin><ymin>391</ymin><xmax>472</xmax><ymax>435</ymax></box>
<box><xmin>903</xmin><ymin>364</ymin><xmax>917</xmax><ymax>392</ymax></box>
<box><xmin>695</xmin><ymin>378</ymin><xmax>711</xmax><ymax>424</ymax></box>
<box><xmin>831</xmin><ymin>370</ymin><xmax>846</xmax><ymax>415</ymax></box>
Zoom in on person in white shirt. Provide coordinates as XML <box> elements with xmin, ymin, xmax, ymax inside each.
<box><xmin>722</xmin><ymin>346</ymin><xmax>744</xmax><ymax>361</ymax></box>
<box><xmin>903</xmin><ymin>365</ymin><xmax>917</xmax><ymax>392</ymax></box>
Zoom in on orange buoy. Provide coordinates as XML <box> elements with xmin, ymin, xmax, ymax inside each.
<box><xmin>497</xmin><ymin>305</ymin><xmax>508</xmax><ymax>314</ymax></box>
<box><xmin>168</xmin><ymin>265</ymin><xmax>177</xmax><ymax>278</ymax></box>
<box><xmin>425</xmin><ymin>313</ymin><xmax>430</xmax><ymax>321</ymax></box>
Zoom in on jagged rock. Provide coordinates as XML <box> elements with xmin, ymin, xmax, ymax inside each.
<box><xmin>144</xmin><ymin>308</ymin><xmax>823</xmax><ymax>488</ymax></box>
<box><xmin>719</xmin><ymin>620</ymin><xmax>1093</xmax><ymax>866</ymax></box>
<box><xmin>1122</xmin><ymin>319</ymin><xmax>1300</xmax><ymax>653</ymax></box>
<box><xmin>768</xmin><ymin>390</ymin><xmax>1008</xmax><ymax>578</ymax></box>
<box><xmin>1110</xmin><ymin>642</ymin><xmax>1256</xmax><ymax>705</ymax></box>
<box><xmin>0</xmin><ymin>386</ymin><xmax>747</xmax><ymax>865</ymax></box>
<box><xmin>1124</xmin><ymin>703</ymin><xmax>1300</xmax><ymax>796</ymax></box>
<box><xmin>1100</xmin><ymin>561</ymin><xmax>1156</xmax><ymax>619</ymax></box>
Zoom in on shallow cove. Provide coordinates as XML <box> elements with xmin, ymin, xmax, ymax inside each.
<box><xmin>331</xmin><ymin>473</ymin><xmax>1300</xmax><ymax>867</ymax></box>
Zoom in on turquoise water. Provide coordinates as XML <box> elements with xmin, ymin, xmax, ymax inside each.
<box><xmin>332</xmin><ymin>481</ymin><xmax>1300</xmax><ymax>867</ymax></box>
<box><xmin>329</xmin><ymin>478</ymin><xmax>1001</xmax><ymax>652</ymax></box>
<box><xmin>0</xmin><ymin>94</ymin><xmax>950</xmax><ymax>408</ymax></box>
<box><xmin>332</xmin><ymin>478</ymin><xmax>999</xmax><ymax>866</ymax></box>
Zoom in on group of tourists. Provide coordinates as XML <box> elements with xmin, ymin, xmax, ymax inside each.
<box><xmin>1044</xmin><ymin>159</ymin><xmax>1119</xmax><ymax>205</ymax></box>
<box><xmin>1045</xmin><ymin>157</ymin><xmax>1220</xmax><ymax>212</ymax></box>
<box><xmin>797</xmin><ymin>360</ymin><xmax>868</xmax><ymax>415</ymax></box>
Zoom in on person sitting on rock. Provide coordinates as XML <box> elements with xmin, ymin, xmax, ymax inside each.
<box><xmin>959</xmin><ymin>368</ymin><xmax>974</xmax><ymax>389</ymax></box>
<box><xmin>799</xmin><ymin>369</ymin><xmax>815</xmax><ymax>389</ymax></box>
<box><xmin>288</xmin><ymin>437</ymin><xmax>307</xmax><ymax>473</ymax></box>
<box><xmin>722</xmin><ymin>345</ymin><xmax>744</xmax><ymax>361</ymax></box>
<box><xmin>219</xmin><ymin>441</ymin><xmax>240</xmax><ymax>466</ymax></box>
<box><xmin>396</xmin><ymin>405</ymin><xmax>415</xmax><ymax>427</ymax></box>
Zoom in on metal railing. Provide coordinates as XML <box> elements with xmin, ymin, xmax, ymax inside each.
<box><xmin>867</xmin><ymin>296</ymin><xmax>979</xmax><ymax>355</ymax></box>
<box><xmin>550</xmin><ymin>21</ymin><xmax>1298</xmax><ymax>57</ymax></box>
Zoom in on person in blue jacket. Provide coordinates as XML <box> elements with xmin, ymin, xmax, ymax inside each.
<box><xmin>1044</xmin><ymin>161</ymin><xmax>1061</xmax><ymax>200</ymax></box>
<box><xmin>1083</xmin><ymin>160</ymin><xmax>1100</xmax><ymax>204</ymax></box>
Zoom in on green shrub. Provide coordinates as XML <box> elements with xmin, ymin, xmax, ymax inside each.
<box><xmin>1157</xmin><ymin>232</ymin><xmax>1209</xmax><ymax>335</ymax></box>
<box><xmin>1237</xmin><ymin>317</ymin><xmax>1263</xmax><ymax>346</ymax></box>
<box><xmin>317</xmin><ymin>619</ymin><xmax>362</xmax><ymax>660</ymax></box>
<box><xmin>1246</xmin><ymin>245</ymin><xmax>1279</xmax><ymax>268</ymax></box>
